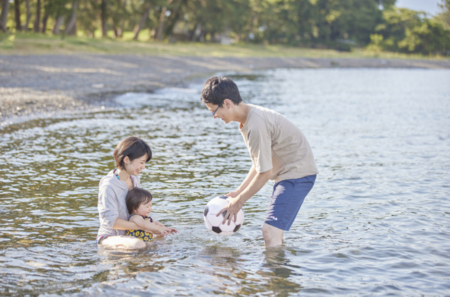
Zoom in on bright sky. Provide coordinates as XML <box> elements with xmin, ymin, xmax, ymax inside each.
<box><xmin>396</xmin><ymin>0</ymin><xmax>443</xmax><ymax>16</ymax></box>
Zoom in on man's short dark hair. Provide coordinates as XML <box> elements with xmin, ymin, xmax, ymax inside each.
<box><xmin>114</xmin><ymin>137</ymin><xmax>152</xmax><ymax>170</ymax></box>
<box><xmin>201</xmin><ymin>76</ymin><xmax>242</xmax><ymax>107</ymax></box>
<box><xmin>126</xmin><ymin>188</ymin><xmax>153</xmax><ymax>214</ymax></box>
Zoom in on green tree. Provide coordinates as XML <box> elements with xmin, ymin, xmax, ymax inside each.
<box><xmin>255</xmin><ymin>0</ymin><xmax>384</xmax><ymax>47</ymax></box>
<box><xmin>436</xmin><ymin>0</ymin><xmax>450</xmax><ymax>29</ymax></box>
<box><xmin>374</xmin><ymin>8</ymin><xmax>423</xmax><ymax>51</ymax></box>
<box><xmin>369</xmin><ymin>7</ymin><xmax>450</xmax><ymax>55</ymax></box>
<box><xmin>398</xmin><ymin>18</ymin><xmax>450</xmax><ymax>54</ymax></box>
<box><xmin>77</xmin><ymin>0</ymin><xmax>99</xmax><ymax>37</ymax></box>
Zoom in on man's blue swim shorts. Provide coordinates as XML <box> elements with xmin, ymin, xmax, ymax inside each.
<box><xmin>265</xmin><ymin>175</ymin><xmax>316</xmax><ymax>231</ymax></box>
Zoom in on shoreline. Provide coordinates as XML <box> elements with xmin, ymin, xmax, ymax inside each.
<box><xmin>1</xmin><ymin>55</ymin><xmax>450</xmax><ymax>127</ymax></box>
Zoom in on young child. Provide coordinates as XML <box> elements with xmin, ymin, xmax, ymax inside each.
<box><xmin>125</xmin><ymin>187</ymin><xmax>177</xmax><ymax>241</ymax></box>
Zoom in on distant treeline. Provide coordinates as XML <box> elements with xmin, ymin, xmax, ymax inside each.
<box><xmin>1</xmin><ymin>0</ymin><xmax>449</xmax><ymax>55</ymax></box>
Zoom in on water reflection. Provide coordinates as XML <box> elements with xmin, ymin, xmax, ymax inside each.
<box><xmin>1</xmin><ymin>69</ymin><xmax>450</xmax><ymax>296</ymax></box>
<box><xmin>259</xmin><ymin>248</ymin><xmax>303</xmax><ymax>296</ymax></box>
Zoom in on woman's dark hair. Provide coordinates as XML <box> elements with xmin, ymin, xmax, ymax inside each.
<box><xmin>201</xmin><ymin>76</ymin><xmax>242</xmax><ymax>107</ymax></box>
<box><xmin>126</xmin><ymin>188</ymin><xmax>153</xmax><ymax>214</ymax></box>
<box><xmin>113</xmin><ymin>137</ymin><xmax>152</xmax><ymax>170</ymax></box>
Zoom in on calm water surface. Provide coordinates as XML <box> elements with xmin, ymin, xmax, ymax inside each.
<box><xmin>1</xmin><ymin>69</ymin><xmax>450</xmax><ymax>296</ymax></box>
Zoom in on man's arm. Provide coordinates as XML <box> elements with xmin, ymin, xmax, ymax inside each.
<box><xmin>226</xmin><ymin>165</ymin><xmax>257</xmax><ymax>197</ymax></box>
<box><xmin>219</xmin><ymin>169</ymin><xmax>272</xmax><ymax>224</ymax></box>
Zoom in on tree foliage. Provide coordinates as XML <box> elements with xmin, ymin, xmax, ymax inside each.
<box><xmin>368</xmin><ymin>7</ymin><xmax>450</xmax><ymax>55</ymax></box>
<box><xmin>437</xmin><ymin>0</ymin><xmax>450</xmax><ymax>29</ymax></box>
<box><xmin>0</xmin><ymin>0</ymin><xmax>449</xmax><ymax>55</ymax></box>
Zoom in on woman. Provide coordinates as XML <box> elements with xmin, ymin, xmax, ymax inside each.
<box><xmin>96</xmin><ymin>136</ymin><xmax>167</xmax><ymax>248</ymax></box>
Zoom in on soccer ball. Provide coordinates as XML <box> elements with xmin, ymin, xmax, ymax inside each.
<box><xmin>203</xmin><ymin>196</ymin><xmax>244</xmax><ymax>236</ymax></box>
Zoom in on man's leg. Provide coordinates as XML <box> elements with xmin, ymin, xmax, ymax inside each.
<box><xmin>263</xmin><ymin>175</ymin><xmax>316</xmax><ymax>248</ymax></box>
<box><xmin>262</xmin><ymin>223</ymin><xmax>284</xmax><ymax>248</ymax></box>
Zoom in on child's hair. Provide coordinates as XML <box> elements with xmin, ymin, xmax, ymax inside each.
<box><xmin>126</xmin><ymin>188</ymin><xmax>153</xmax><ymax>214</ymax></box>
<box><xmin>114</xmin><ymin>136</ymin><xmax>152</xmax><ymax>170</ymax></box>
<box><xmin>201</xmin><ymin>76</ymin><xmax>243</xmax><ymax>107</ymax></box>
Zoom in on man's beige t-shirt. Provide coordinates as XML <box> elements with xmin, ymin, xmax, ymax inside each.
<box><xmin>239</xmin><ymin>104</ymin><xmax>318</xmax><ymax>183</ymax></box>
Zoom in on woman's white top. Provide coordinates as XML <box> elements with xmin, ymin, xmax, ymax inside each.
<box><xmin>97</xmin><ymin>170</ymin><xmax>140</xmax><ymax>237</ymax></box>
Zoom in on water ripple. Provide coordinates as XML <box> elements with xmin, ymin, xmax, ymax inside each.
<box><xmin>1</xmin><ymin>69</ymin><xmax>450</xmax><ymax>296</ymax></box>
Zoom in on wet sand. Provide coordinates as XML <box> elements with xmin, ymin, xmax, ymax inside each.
<box><xmin>1</xmin><ymin>54</ymin><xmax>449</xmax><ymax>126</ymax></box>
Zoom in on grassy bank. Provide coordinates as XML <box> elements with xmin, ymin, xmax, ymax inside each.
<box><xmin>0</xmin><ymin>32</ymin><xmax>447</xmax><ymax>60</ymax></box>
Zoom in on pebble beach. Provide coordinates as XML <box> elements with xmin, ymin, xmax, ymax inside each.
<box><xmin>1</xmin><ymin>54</ymin><xmax>450</xmax><ymax>126</ymax></box>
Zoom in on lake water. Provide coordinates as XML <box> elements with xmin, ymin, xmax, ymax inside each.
<box><xmin>1</xmin><ymin>68</ymin><xmax>450</xmax><ymax>296</ymax></box>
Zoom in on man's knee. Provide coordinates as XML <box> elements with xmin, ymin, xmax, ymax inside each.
<box><xmin>262</xmin><ymin>223</ymin><xmax>273</xmax><ymax>237</ymax></box>
<box><xmin>262</xmin><ymin>223</ymin><xmax>284</xmax><ymax>247</ymax></box>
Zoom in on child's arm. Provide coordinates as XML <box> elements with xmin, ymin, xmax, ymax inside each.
<box><xmin>130</xmin><ymin>216</ymin><xmax>174</xmax><ymax>236</ymax></box>
<box><xmin>153</xmin><ymin>219</ymin><xmax>164</xmax><ymax>227</ymax></box>
<box><xmin>153</xmin><ymin>219</ymin><xmax>178</xmax><ymax>234</ymax></box>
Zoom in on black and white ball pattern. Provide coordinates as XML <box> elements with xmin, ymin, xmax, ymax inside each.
<box><xmin>203</xmin><ymin>196</ymin><xmax>244</xmax><ymax>236</ymax></box>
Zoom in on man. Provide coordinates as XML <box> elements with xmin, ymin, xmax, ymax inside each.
<box><xmin>201</xmin><ymin>76</ymin><xmax>318</xmax><ymax>248</ymax></box>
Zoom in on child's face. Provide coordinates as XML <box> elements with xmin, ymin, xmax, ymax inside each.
<box><xmin>135</xmin><ymin>200</ymin><xmax>152</xmax><ymax>217</ymax></box>
<box><xmin>125</xmin><ymin>154</ymin><xmax>148</xmax><ymax>176</ymax></box>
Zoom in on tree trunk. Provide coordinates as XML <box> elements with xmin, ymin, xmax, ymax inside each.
<box><xmin>0</xmin><ymin>0</ymin><xmax>10</xmax><ymax>32</ymax></box>
<box><xmin>33</xmin><ymin>0</ymin><xmax>41</xmax><ymax>32</ymax></box>
<box><xmin>133</xmin><ymin>3</ymin><xmax>151</xmax><ymax>40</ymax></box>
<box><xmin>245</xmin><ymin>14</ymin><xmax>256</xmax><ymax>42</ymax></box>
<box><xmin>66</xmin><ymin>22</ymin><xmax>76</xmax><ymax>35</ymax></box>
<box><xmin>14</xmin><ymin>0</ymin><xmax>22</xmax><ymax>31</ymax></box>
<box><xmin>112</xmin><ymin>19</ymin><xmax>122</xmax><ymax>38</ymax></box>
<box><xmin>155</xmin><ymin>7</ymin><xmax>167</xmax><ymax>40</ymax></box>
<box><xmin>101</xmin><ymin>0</ymin><xmax>107</xmax><ymax>37</ymax></box>
<box><xmin>188</xmin><ymin>23</ymin><xmax>198</xmax><ymax>41</ymax></box>
<box><xmin>52</xmin><ymin>15</ymin><xmax>64</xmax><ymax>34</ymax></box>
<box><xmin>164</xmin><ymin>0</ymin><xmax>186</xmax><ymax>38</ymax></box>
<box><xmin>112</xmin><ymin>0</ymin><xmax>126</xmax><ymax>38</ymax></box>
<box><xmin>154</xmin><ymin>0</ymin><xmax>173</xmax><ymax>40</ymax></box>
<box><xmin>23</xmin><ymin>0</ymin><xmax>31</xmax><ymax>31</ymax></box>
<box><xmin>65</xmin><ymin>1</ymin><xmax>78</xmax><ymax>35</ymax></box>
<box><xmin>42</xmin><ymin>13</ymin><xmax>48</xmax><ymax>33</ymax></box>
<box><xmin>199</xmin><ymin>29</ymin><xmax>206</xmax><ymax>42</ymax></box>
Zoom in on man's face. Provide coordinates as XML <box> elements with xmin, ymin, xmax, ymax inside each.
<box><xmin>205</xmin><ymin>102</ymin><xmax>231</xmax><ymax>124</ymax></box>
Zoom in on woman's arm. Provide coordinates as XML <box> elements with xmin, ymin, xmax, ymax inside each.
<box><xmin>130</xmin><ymin>216</ymin><xmax>175</xmax><ymax>235</ymax></box>
<box><xmin>112</xmin><ymin>218</ymin><xmax>142</xmax><ymax>230</ymax></box>
<box><xmin>98</xmin><ymin>186</ymin><xmax>123</xmax><ymax>230</ymax></box>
